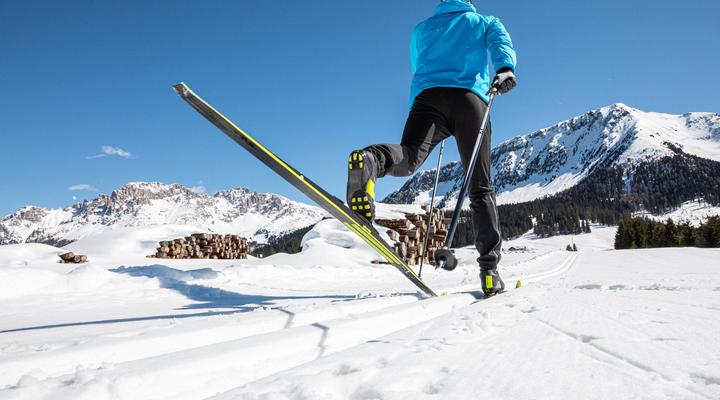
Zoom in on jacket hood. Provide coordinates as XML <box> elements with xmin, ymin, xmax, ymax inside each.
<box><xmin>435</xmin><ymin>0</ymin><xmax>476</xmax><ymax>15</ymax></box>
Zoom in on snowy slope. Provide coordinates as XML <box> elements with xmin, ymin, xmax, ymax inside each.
<box><xmin>385</xmin><ymin>104</ymin><xmax>720</xmax><ymax>207</ymax></box>
<box><xmin>0</xmin><ymin>183</ymin><xmax>327</xmax><ymax>246</ymax></box>
<box><xmin>1</xmin><ymin>206</ymin><xmax>718</xmax><ymax>399</ymax></box>
<box><xmin>634</xmin><ymin>199</ymin><xmax>720</xmax><ymax>226</ymax></box>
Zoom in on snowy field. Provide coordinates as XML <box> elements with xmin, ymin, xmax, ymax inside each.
<box><xmin>0</xmin><ymin>213</ymin><xmax>719</xmax><ymax>399</ymax></box>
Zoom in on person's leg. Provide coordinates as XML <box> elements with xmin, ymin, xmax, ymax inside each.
<box><xmin>348</xmin><ymin>88</ymin><xmax>452</xmax><ymax>221</ymax></box>
<box><xmin>451</xmin><ymin>91</ymin><xmax>503</xmax><ymax>272</ymax></box>
<box><xmin>364</xmin><ymin>88</ymin><xmax>452</xmax><ymax>178</ymax></box>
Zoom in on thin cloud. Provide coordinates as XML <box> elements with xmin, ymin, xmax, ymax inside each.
<box><xmin>86</xmin><ymin>145</ymin><xmax>133</xmax><ymax>159</ymax></box>
<box><xmin>190</xmin><ymin>185</ymin><xmax>207</xmax><ymax>194</ymax></box>
<box><xmin>68</xmin><ymin>184</ymin><xmax>98</xmax><ymax>192</ymax></box>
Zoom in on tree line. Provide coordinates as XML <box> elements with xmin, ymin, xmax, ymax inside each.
<box><xmin>614</xmin><ymin>216</ymin><xmax>720</xmax><ymax>249</ymax></box>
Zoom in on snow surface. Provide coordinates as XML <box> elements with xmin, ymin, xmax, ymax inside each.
<box><xmin>1</xmin><ymin>215</ymin><xmax>719</xmax><ymax>399</ymax></box>
<box><xmin>634</xmin><ymin>199</ymin><xmax>720</xmax><ymax>226</ymax></box>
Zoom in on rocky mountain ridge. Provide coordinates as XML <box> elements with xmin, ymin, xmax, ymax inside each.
<box><xmin>0</xmin><ymin>182</ymin><xmax>327</xmax><ymax>247</ymax></box>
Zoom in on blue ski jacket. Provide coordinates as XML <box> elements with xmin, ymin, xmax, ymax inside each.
<box><xmin>409</xmin><ymin>0</ymin><xmax>517</xmax><ymax>107</ymax></box>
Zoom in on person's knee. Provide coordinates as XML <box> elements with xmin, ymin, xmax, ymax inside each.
<box><xmin>389</xmin><ymin>148</ymin><xmax>424</xmax><ymax>176</ymax></box>
<box><xmin>468</xmin><ymin>184</ymin><xmax>494</xmax><ymax>202</ymax></box>
<box><xmin>390</xmin><ymin>162</ymin><xmax>418</xmax><ymax>177</ymax></box>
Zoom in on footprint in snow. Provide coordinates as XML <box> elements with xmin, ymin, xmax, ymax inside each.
<box><xmin>350</xmin><ymin>385</ymin><xmax>384</xmax><ymax>400</ymax></box>
<box><xmin>578</xmin><ymin>334</ymin><xmax>599</xmax><ymax>343</ymax></box>
<box><xmin>608</xmin><ymin>284</ymin><xmax>630</xmax><ymax>290</ymax></box>
<box><xmin>423</xmin><ymin>367</ymin><xmax>451</xmax><ymax>395</ymax></box>
<box><xmin>691</xmin><ymin>373</ymin><xmax>720</xmax><ymax>386</ymax></box>
<box><xmin>640</xmin><ymin>283</ymin><xmax>691</xmax><ymax>291</ymax></box>
<box><xmin>574</xmin><ymin>284</ymin><xmax>604</xmax><ymax>290</ymax></box>
<box><xmin>333</xmin><ymin>363</ymin><xmax>360</xmax><ymax>376</ymax></box>
<box><xmin>423</xmin><ymin>382</ymin><xmax>444</xmax><ymax>395</ymax></box>
<box><xmin>653</xmin><ymin>337</ymin><xmax>683</xmax><ymax>342</ymax></box>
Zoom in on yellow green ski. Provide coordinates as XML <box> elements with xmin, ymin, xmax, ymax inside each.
<box><xmin>173</xmin><ymin>83</ymin><xmax>437</xmax><ymax>297</ymax></box>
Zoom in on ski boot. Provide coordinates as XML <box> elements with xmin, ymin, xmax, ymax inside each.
<box><xmin>480</xmin><ymin>268</ymin><xmax>505</xmax><ymax>297</ymax></box>
<box><xmin>347</xmin><ymin>150</ymin><xmax>377</xmax><ymax>223</ymax></box>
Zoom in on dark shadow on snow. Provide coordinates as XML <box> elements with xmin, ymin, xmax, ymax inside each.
<box><xmin>110</xmin><ymin>264</ymin><xmax>355</xmax><ymax>311</ymax></box>
<box><xmin>0</xmin><ymin>310</ymin><xmax>248</xmax><ymax>334</ymax></box>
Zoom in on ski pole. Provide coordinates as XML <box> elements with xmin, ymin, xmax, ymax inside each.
<box><xmin>435</xmin><ymin>90</ymin><xmax>497</xmax><ymax>271</ymax></box>
<box><xmin>418</xmin><ymin>140</ymin><xmax>445</xmax><ymax>278</ymax></box>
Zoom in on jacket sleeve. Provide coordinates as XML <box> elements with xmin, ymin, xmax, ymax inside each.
<box><xmin>485</xmin><ymin>17</ymin><xmax>517</xmax><ymax>72</ymax></box>
<box><xmin>410</xmin><ymin>26</ymin><xmax>420</xmax><ymax>73</ymax></box>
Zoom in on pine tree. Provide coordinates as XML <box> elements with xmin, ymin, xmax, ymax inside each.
<box><xmin>652</xmin><ymin>223</ymin><xmax>668</xmax><ymax>247</ymax></box>
<box><xmin>664</xmin><ymin>219</ymin><xmax>678</xmax><ymax>247</ymax></box>
<box><xmin>677</xmin><ymin>223</ymin><xmax>696</xmax><ymax>247</ymax></box>
<box><xmin>697</xmin><ymin>216</ymin><xmax>720</xmax><ymax>247</ymax></box>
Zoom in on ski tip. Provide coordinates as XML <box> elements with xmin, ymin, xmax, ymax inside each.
<box><xmin>172</xmin><ymin>82</ymin><xmax>190</xmax><ymax>96</ymax></box>
<box><xmin>516</xmin><ymin>280</ymin><xmax>522</xmax><ymax>289</ymax></box>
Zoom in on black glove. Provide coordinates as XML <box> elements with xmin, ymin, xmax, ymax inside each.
<box><xmin>491</xmin><ymin>68</ymin><xmax>517</xmax><ymax>95</ymax></box>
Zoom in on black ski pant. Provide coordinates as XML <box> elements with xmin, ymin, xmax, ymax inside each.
<box><xmin>365</xmin><ymin>87</ymin><xmax>502</xmax><ymax>269</ymax></box>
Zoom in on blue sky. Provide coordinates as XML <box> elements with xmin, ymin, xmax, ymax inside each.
<box><xmin>1</xmin><ymin>0</ymin><xmax>718</xmax><ymax>216</ymax></box>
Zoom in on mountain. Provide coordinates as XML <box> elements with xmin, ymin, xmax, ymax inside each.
<box><xmin>0</xmin><ymin>182</ymin><xmax>327</xmax><ymax>247</ymax></box>
<box><xmin>384</xmin><ymin>103</ymin><xmax>720</xmax><ymax>209</ymax></box>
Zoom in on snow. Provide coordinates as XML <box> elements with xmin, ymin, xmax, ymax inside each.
<box><xmin>634</xmin><ymin>199</ymin><xmax>720</xmax><ymax>226</ymax></box>
<box><xmin>1</xmin><ymin>216</ymin><xmax>719</xmax><ymax>399</ymax></box>
<box><xmin>495</xmin><ymin>170</ymin><xmax>587</xmax><ymax>205</ymax></box>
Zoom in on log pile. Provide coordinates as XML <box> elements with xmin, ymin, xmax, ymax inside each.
<box><xmin>375</xmin><ymin>206</ymin><xmax>449</xmax><ymax>266</ymax></box>
<box><xmin>59</xmin><ymin>252</ymin><xmax>87</xmax><ymax>264</ymax></box>
<box><xmin>152</xmin><ymin>234</ymin><xmax>249</xmax><ymax>260</ymax></box>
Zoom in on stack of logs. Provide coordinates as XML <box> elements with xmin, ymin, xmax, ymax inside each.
<box><xmin>152</xmin><ymin>233</ymin><xmax>249</xmax><ymax>260</ymax></box>
<box><xmin>59</xmin><ymin>252</ymin><xmax>88</xmax><ymax>264</ymax></box>
<box><xmin>375</xmin><ymin>206</ymin><xmax>449</xmax><ymax>266</ymax></box>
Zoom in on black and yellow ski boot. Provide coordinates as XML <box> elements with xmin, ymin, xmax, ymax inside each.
<box><xmin>347</xmin><ymin>149</ymin><xmax>377</xmax><ymax>223</ymax></box>
<box><xmin>480</xmin><ymin>268</ymin><xmax>505</xmax><ymax>297</ymax></box>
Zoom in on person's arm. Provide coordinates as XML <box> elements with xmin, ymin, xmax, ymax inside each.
<box><xmin>486</xmin><ymin>16</ymin><xmax>516</xmax><ymax>73</ymax></box>
<box><xmin>486</xmin><ymin>17</ymin><xmax>518</xmax><ymax>94</ymax></box>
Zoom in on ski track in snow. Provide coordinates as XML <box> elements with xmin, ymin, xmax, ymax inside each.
<box><xmin>1</xmin><ymin>222</ymin><xmax>719</xmax><ymax>399</ymax></box>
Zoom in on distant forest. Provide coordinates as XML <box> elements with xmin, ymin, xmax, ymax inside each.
<box><xmin>614</xmin><ymin>216</ymin><xmax>720</xmax><ymax>249</ymax></box>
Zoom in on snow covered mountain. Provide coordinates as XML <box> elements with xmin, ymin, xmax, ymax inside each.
<box><xmin>0</xmin><ymin>182</ymin><xmax>327</xmax><ymax>247</ymax></box>
<box><xmin>385</xmin><ymin>103</ymin><xmax>720</xmax><ymax>208</ymax></box>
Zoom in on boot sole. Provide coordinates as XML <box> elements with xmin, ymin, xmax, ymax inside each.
<box><xmin>347</xmin><ymin>151</ymin><xmax>376</xmax><ymax>222</ymax></box>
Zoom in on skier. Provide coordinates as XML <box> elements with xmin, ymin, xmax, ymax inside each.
<box><xmin>346</xmin><ymin>0</ymin><xmax>517</xmax><ymax>296</ymax></box>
